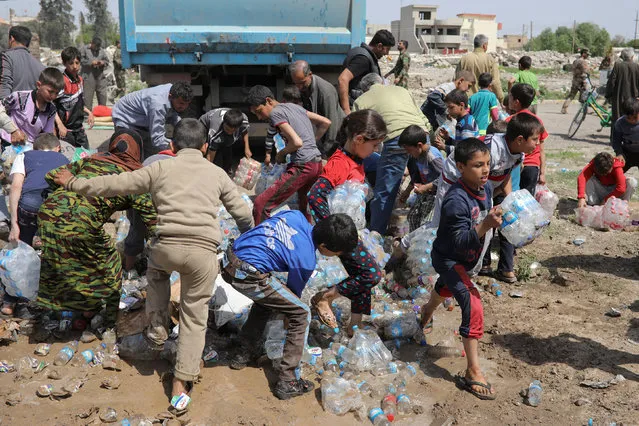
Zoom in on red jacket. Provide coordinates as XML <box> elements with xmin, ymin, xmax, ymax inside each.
<box><xmin>577</xmin><ymin>158</ymin><xmax>626</xmax><ymax>200</ymax></box>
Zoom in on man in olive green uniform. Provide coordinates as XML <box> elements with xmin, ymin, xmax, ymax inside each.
<box><xmin>561</xmin><ymin>48</ymin><xmax>590</xmax><ymax>114</ymax></box>
<box><xmin>385</xmin><ymin>40</ymin><xmax>410</xmax><ymax>89</ymax></box>
<box><xmin>456</xmin><ymin>34</ymin><xmax>504</xmax><ymax>104</ymax></box>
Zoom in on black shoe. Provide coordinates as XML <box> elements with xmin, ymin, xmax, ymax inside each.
<box><xmin>229</xmin><ymin>351</ymin><xmax>257</xmax><ymax>370</ymax></box>
<box><xmin>273</xmin><ymin>378</ymin><xmax>315</xmax><ymax>400</ymax></box>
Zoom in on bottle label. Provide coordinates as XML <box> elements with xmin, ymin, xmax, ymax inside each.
<box><xmin>369</xmin><ymin>407</ymin><xmax>383</xmax><ymax>421</ymax></box>
<box><xmin>397</xmin><ymin>394</ymin><xmax>409</xmax><ymax>402</ymax></box>
<box><xmin>388</xmin><ymin>362</ymin><xmax>398</xmax><ymax>374</ymax></box>
<box><xmin>502</xmin><ymin>211</ymin><xmax>518</xmax><ymax>226</ymax></box>
<box><xmin>60</xmin><ymin>347</ymin><xmax>74</xmax><ymax>359</ymax></box>
<box><xmin>80</xmin><ymin>350</ymin><xmax>93</xmax><ymax>363</ymax></box>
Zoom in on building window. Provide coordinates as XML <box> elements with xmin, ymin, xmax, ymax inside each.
<box><xmin>420</xmin><ymin>28</ymin><xmax>432</xmax><ymax>35</ymax></box>
<box><xmin>462</xmin><ymin>33</ymin><xmax>469</xmax><ymax>40</ymax></box>
<box><xmin>447</xmin><ymin>28</ymin><xmax>459</xmax><ymax>36</ymax></box>
<box><xmin>419</xmin><ymin>11</ymin><xmax>431</xmax><ymax>20</ymax></box>
<box><xmin>437</xmin><ymin>28</ymin><xmax>444</xmax><ymax>35</ymax></box>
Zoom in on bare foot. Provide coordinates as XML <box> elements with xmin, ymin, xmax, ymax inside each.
<box><xmin>311</xmin><ymin>288</ymin><xmax>339</xmax><ymax>329</ymax></box>
<box><xmin>465</xmin><ymin>367</ymin><xmax>495</xmax><ymax>398</ymax></box>
<box><xmin>419</xmin><ymin>306</ymin><xmax>434</xmax><ymax>333</ymax></box>
<box><xmin>172</xmin><ymin>377</ymin><xmax>188</xmax><ymax>397</ymax></box>
<box><xmin>1</xmin><ymin>302</ymin><xmax>15</xmax><ymax>316</ymax></box>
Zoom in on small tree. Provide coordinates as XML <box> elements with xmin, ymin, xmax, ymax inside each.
<box><xmin>84</xmin><ymin>0</ymin><xmax>117</xmax><ymax>44</ymax></box>
<box><xmin>611</xmin><ymin>35</ymin><xmax>626</xmax><ymax>47</ymax></box>
<box><xmin>37</xmin><ymin>0</ymin><xmax>76</xmax><ymax>49</ymax></box>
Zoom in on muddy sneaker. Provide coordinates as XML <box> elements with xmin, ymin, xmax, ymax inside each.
<box><xmin>229</xmin><ymin>350</ymin><xmax>258</xmax><ymax>370</ymax></box>
<box><xmin>273</xmin><ymin>378</ymin><xmax>315</xmax><ymax>400</ymax></box>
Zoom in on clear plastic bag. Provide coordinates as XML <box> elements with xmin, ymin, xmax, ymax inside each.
<box><xmin>328</xmin><ymin>180</ymin><xmax>369</xmax><ymax>230</ymax></box>
<box><xmin>321</xmin><ymin>377</ymin><xmax>362</xmax><ymax>415</ymax></box>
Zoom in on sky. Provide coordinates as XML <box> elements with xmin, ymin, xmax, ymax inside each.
<box><xmin>367</xmin><ymin>0</ymin><xmax>636</xmax><ymax>40</ymax></box>
<box><xmin>1</xmin><ymin>0</ymin><xmax>635</xmax><ymax>40</ymax></box>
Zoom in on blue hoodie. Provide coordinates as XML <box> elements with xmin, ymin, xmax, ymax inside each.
<box><xmin>233</xmin><ymin>210</ymin><xmax>317</xmax><ymax>297</ymax></box>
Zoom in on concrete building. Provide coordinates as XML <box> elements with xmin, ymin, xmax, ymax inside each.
<box><xmin>503</xmin><ymin>34</ymin><xmax>529</xmax><ymax>50</ymax></box>
<box><xmin>457</xmin><ymin>13</ymin><xmax>501</xmax><ymax>52</ymax></box>
<box><xmin>391</xmin><ymin>5</ymin><xmax>463</xmax><ymax>54</ymax></box>
<box><xmin>391</xmin><ymin>6</ymin><xmax>501</xmax><ymax>54</ymax></box>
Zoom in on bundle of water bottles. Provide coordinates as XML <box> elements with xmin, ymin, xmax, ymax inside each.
<box><xmin>0</xmin><ymin>241</ymin><xmax>41</xmax><ymax>301</ymax></box>
<box><xmin>328</xmin><ymin>180</ymin><xmax>369</xmax><ymax>230</ymax></box>
<box><xmin>217</xmin><ymin>194</ymin><xmax>254</xmax><ymax>253</ymax></box>
<box><xmin>575</xmin><ymin>197</ymin><xmax>630</xmax><ymax>230</ymax></box>
<box><xmin>359</xmin><ymin>229</ymin><xmax>390</xmax><ymax>270</ymax></box>
<box><xmin>232</xmin><ymin>157</ymin><xmax>261</xmax><ymax>190</ymax></box>
<box><xmin>499</xmin><ymin>189</ymin><xmax>551</xmax><ymax>248</ymax></box>
<box><xmin>405</xmin><ymin>226</ymin><xmax>437</xmax><ymax>279</ymax></box>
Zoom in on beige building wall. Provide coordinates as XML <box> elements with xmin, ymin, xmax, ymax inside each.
<box><xmin>458</xmin><ymin>14</ymin><xmax>499</xmax><ymax>52</ymax></box>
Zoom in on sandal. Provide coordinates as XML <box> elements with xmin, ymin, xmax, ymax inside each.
<box><xmin>310</xmin><ymin>293</ymin><xmax>338</xmax><ymax>329</ymax></box>
<box><xmin>494</xmin><ymin>270</ymin><xmax>517</xmax><ymax>284</ymax></box>
<box><xmin>457</xmin><ymin>375</ymin><xmax>496</xmax><ymax>401</ymax></box>
<box><xmin>421</xmin><ymin>318</ymin><xmax>434</xmax><ymax>334</ymax></box>
<box><xmin>169</xmin><ymin>381</ymin><xmax>193</xmax><ymax>415</ymax></box>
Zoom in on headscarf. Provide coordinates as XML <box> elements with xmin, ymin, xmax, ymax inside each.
<box><xmin>91</xmin><ymin>128</ymin><xmax>143</xmax><ymax>172</ymax></box>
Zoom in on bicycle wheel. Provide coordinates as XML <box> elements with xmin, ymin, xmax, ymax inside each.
<box><xmin>568</xmin><ymin>103</ymin><xmax>587</xmax><ymax>138</ymax></box>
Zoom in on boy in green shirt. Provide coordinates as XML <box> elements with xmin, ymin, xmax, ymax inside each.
<box><xmin>508</xmin><ymin>56</ymin><xmax>539</xmax><ymax>114</ymax></box>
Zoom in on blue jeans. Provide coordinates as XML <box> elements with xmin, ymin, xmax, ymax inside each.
<box><xmin>369</xmin><ymin>137</ymin><xmax>409</xmax><ymax>234</ymax></box>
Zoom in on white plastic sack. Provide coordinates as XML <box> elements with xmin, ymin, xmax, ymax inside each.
<box><xmin>210</xmin><ymin>275</ymin><xmax>253</xmax><ymax>328</ymax></box>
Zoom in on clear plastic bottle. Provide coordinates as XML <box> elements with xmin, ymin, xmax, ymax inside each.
<box><xmin>371</xmin><ymin>362</ymin><xmax>399</xmax><ymax>376</ymax></box>
<box><xmin>527</xmin><ymin>380</ymin><xmax>543</xmax><ymax>406</ymax></box>
<box><xmin>321</xmin><ymin>350</ymin><xmax>338</xmax><ymax>373</ymax></box>
<box><xmin>329</xmin><ymin>342</ymin><xmax>358</xmax><ymax>364</ymax></box>
<box><xmin>357</xmin><ymin>380</ymin><xmax>373</xmax><ymax>396</ymax></box>
<box><xmin>70</xmin><ymin>349</ymin><xmax>94</xmax><ymax>367</ymax></box>
<box><xmin>102</xmin><ymin>329</ymin><xmax>117</xmax><ymax>355</ymax></box>
<box><xmin>381</xmin><ymin>394</ymin><xmax>397</xmax><ymax>422</ymax></box>
<box><xmin>53</xmin><ymin>340</ymin><xmax>79</xmax><ymax>366</ymax></box>
<box><xmin>397</xmin><ymin>394</ymin><xmax>412</xmax><ymax>415</ymax></box>
<box><xmin>369</xmin><ymin>408</ymin><xmax>391</xmax><ymax>426</ymax></box>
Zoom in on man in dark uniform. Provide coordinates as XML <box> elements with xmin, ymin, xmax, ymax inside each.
<box><xmin>337</xmin><ymin>29</ymin><xmax>395</xmax><ymax>115</ymax></box>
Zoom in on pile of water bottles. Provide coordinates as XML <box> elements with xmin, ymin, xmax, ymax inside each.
<box><xmin>359</xmin><ymin>229</ymin><xmax>390</xmax><ymax>270</ymax></box>
<box><xmin>328</xmin><ymin>180</ymin><xmax>369</xmax><ymax>230</ymax></box>
<box><xmin>575</xmin><ymin>196</ymin><xmax>631</xmax><ymax>230</ymax></box>
<box><xmin>217</xmin><ymin>193</ymin><xmax>254</xmax><ymax>253</ymax></box>
<box><xmin>499</xmin><ymin>189</ymin><xmax>551</xmax><ymax>248</ymax></box>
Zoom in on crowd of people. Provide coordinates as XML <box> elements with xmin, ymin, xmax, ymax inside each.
<box><xmin>0</xmin><ymin>26</ymin><xmax>638</xmax><ymax>413</ymax></box>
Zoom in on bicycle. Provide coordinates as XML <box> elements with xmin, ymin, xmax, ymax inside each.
<box><xmin>567</xmin><ymin>75</ymin><xmax>612</xmax><ymax>138</ymax></box>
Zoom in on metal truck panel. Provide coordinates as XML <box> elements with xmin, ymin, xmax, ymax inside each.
<box><xmin>119</xmin><ymin>0</ymin><xmax>366</xmax><ymax>68</ymax></box>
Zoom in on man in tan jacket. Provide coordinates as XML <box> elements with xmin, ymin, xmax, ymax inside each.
<box><xmin>54</xmin><ymin>118</ymin><xmax>254</xmax><ymax>412</ymax></box>
<box><xmin>456</xmin><ymin>34</ymin><xmax>504</xmax><ymax>104</ymax></box>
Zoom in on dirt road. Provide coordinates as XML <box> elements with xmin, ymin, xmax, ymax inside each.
<box><xmin>1</xmin><ymin>102</ymin><xmax>638</xmax><ymax>425</ymax></box>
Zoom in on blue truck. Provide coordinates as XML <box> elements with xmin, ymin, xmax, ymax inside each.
<box><xmin>118</xmin><ymin>0</ymin><xmax>366</xmax><ymax>126</ymax></box>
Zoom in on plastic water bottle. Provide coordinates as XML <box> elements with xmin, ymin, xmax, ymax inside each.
<box><xmin>322</xmin><ymin>350</ymin><xmax>339</xmax><ymax>373</ymax></box>
<box><xmin>329</xmin><ymin>342</ymin><xmax>358</xmax><ymax>364</ymax></box>
<box><xmin>368</xmin><ymin>408</ymin><xmax>392</xmax><ymax>426</ymax></box>
<box><xmin>489</xmin><ymin>282</ymin><xmax>502</xmax><ymax>296</ymax></box>
<box><xmin>59</xmin><ymin>311</ymin><xmax>74</xmax><ymax>333</ymax></box>
<box><xmin>357</xmin><ymin>380</ymin><xmax>373</xmax><ymax>396</ymax></box>
<box><xmin>102</xmin><ymin>328</ymin><xmax>117</xmax><ymax>355</ymax></box>
<box><xmin>115</xmin><ymin>215</ymin><xmax>130</xmax><ymax>242</ymax></box>
<box><xmin>381</xmin><ymin>394</ymin><xmax>397</xmax><ymax>422</ymax></box>
<box><xmin>397</xmin><ymin>394</ymin><xmax>412</xmax><ymax>415</ymax></box>
<box><xmin>70</xmin><ymin>349</ymin><xmax>94</xmax><ymax>367</ymax></box>
<box><xmin>53</xmin><ymin>340</ymin><xmax>79</xmax><ymax>366</ymax></box>
<box><xmin>371</xmin><ymin>362</ymin><xmax>399</xmax><ymax>376</ymax></box>
<box><xmin>527</xmin><ymin>380</ymin><xmax>543</xmax><ymax>406</ymax></box>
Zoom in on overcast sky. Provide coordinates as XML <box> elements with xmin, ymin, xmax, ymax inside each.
<box><xmin>2</xmin><ymin>0</ymin><xmax>634</xmax><ymax>40</ymax></box>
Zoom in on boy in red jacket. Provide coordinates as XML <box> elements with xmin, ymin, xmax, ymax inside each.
<box><xmin>577</xmin><ymin>152</ymin><xmax>637</xmax><ymax>207</ymax></box>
